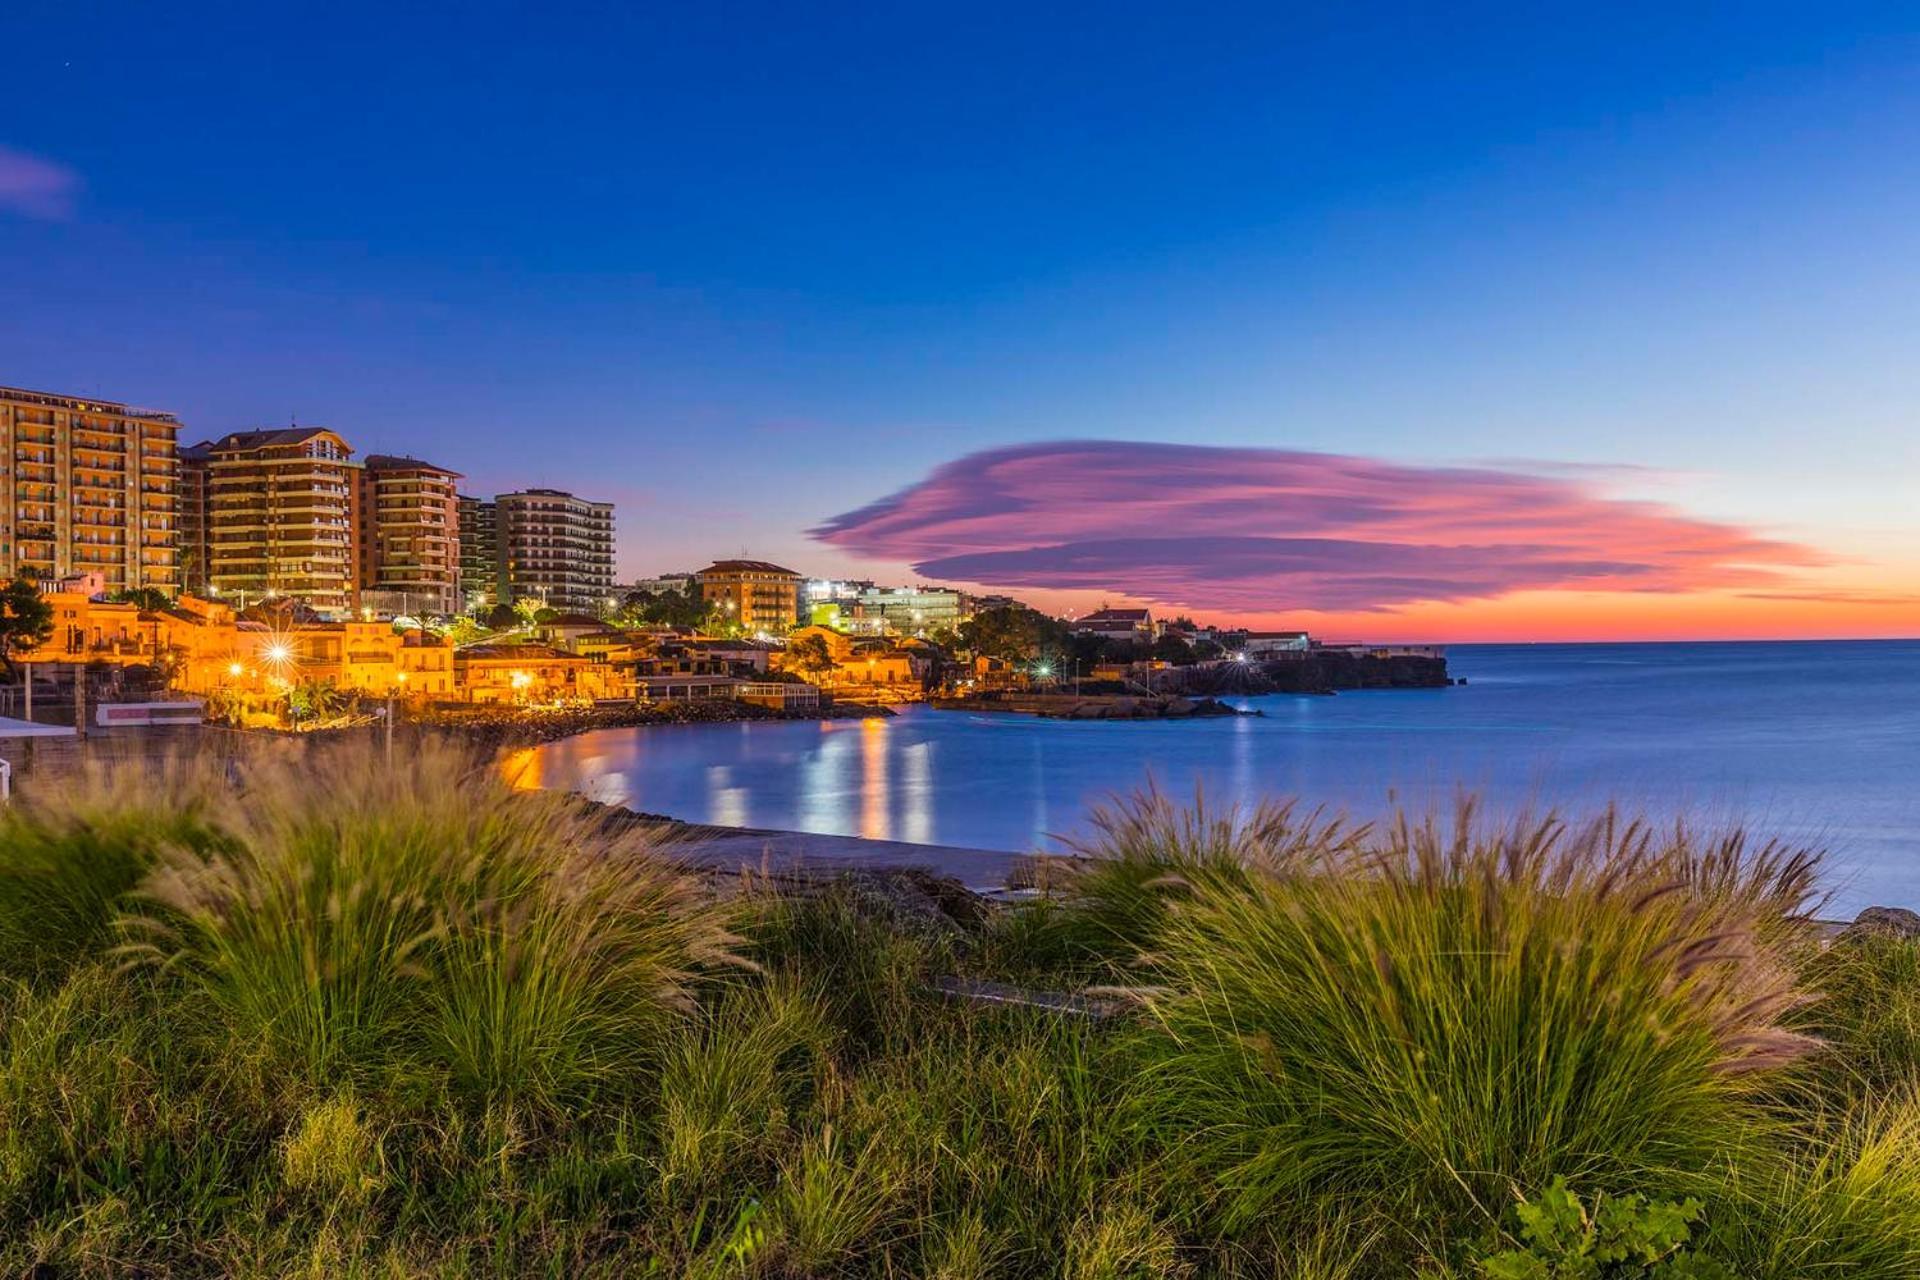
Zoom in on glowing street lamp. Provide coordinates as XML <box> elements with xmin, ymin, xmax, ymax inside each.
<box><xmin>264</xmin><ymin>642</ymin><xmax>292</xmax><ymax>665</ymax></box>
<box><xmin>227</xmin><ymin>661</ymin><xmax>244</xmax><ymax>678</ymax></box>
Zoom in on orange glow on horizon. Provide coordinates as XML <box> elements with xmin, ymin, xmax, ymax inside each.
<box><xmin>1008</xmin><ymin>576</ymin><xmax>1920</xmax><ymax>644</ymax></box>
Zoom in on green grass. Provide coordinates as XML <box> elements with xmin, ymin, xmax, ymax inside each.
<box><xmin>1</xmin><ymin>748</ymin><xmax>1916</xmax><ymax>1276</ymax></box>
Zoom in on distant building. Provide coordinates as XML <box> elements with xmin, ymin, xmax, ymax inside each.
<box><xmin>1070</xmin><ymin>607</ymin><xmax>1158</xmax><ymax>644</ymax></box>
<box><xmin>456</xmin><ymin>496</ymin><xmax>498</xmax><ymax>609</ymax></box>
<box><xmin>0</xmin><ymin>384</ymin><xmax>181</xmax><ymax>596</ymax></box>
<box><xmin>626</xmin><ymin>572</ymin><xmax>697</xmax><ymax>597</ymax></box>
<box><xmin>494</xmin><ymin>489</ymin><xmax>616</xmax><ymax>612</ymax></box>
<box><xmin>1241</xmin><ymin>630</ymin><xmax>1311</xmax><ymax>657</ymax></box>
<box><xmin>851</xmin><ymin>585</ymin><xmax>966</xmax><ymax>634</ymax></box>
<box><xmin>355</xmin><ymin>455</ymin><xmax>462</xmax><ymax>617</ymax></box>
<box><xmin>178</xmin><ymin>441</ymin><xmax>211</xmax><ymax>596</ymax></box>
<box><xmin>199</xmin><ymin>427</ymin><xmax>358</xmax><ymax>615</ymax></box>
<box><xmin>696</xmin><ymin>559</ymin><xmax>802</xmax><ymax>633</ymax></box>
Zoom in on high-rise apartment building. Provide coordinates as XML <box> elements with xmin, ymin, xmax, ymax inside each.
<box><xmin>697</xmin><ymin>559</ymin><xmax>802</xmax><ymax>633</ymax></box>
<box><xmin>494</xmin><ymin>489</ymin><xmax>615</xmax><ymax>612</ymax></box>
<box><xmin>199</xmin><ymin>427</ymin><xmax>357</xmax><ymax>615</ymax></box>
<box><xmin>457</xmin><ymin>495</ymin><xmax>497</xmax><ymax>608</ymax></box>
<box><xmin>354</xmin><ymin>455</ymin><xmax>462</xmax><ymax>616</ymax></box>
<box><xmin>177</xmin><ymin>441</ymin><xmax>211</xmax><ymax>595</ymax></box>
<box><xmin>0</xmin><ymin>385</ymin><xmax>180</xmax><ymax>594</ymax></box>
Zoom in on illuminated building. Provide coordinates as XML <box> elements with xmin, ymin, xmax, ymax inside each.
<box><xmin>696</xmin><ymin>559</ymin><xmax>801</xmax><ymax>633</ymax></box>
<box><xmin>198</xmin><ymin>427</ymin><xmax>357</xmax><ymax>615</ymax></box>
<box><xmin>354</xmin><ymin>455</ymin><xmax>462</xmax><ymax>616</ymax></box>
<box><xmin>0</xmin><ymin>384</ymin><xmax>181</xmax><ymax>594</ymax></box>
<box><xmin>494</xmin><ymin>488</ymin><xmax>615</xmax><ymax>612</ymax></box>
<box><xmin>456</xmin><ymin>495</ymin><xmax>497</xmax><ymax>608</ymax></box>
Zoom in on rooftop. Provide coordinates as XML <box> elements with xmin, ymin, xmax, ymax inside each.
<box><xmin>208</xmin><ymin>426</ymin><xmax>348</xmax><ymax>453</ymax></box>
<box><xmin>362</xmin><ymin>454</ymin><xmax>462</xmax><ymax>478</ymax></box>
<box><xmin>0</xmin><ymin>385</ymin><xmax>181</xmax><ymax>424</ymax></box>
<box><xmin>698</xmin><ymin>559</ymin><xmax>801</xmax><ymax>577</ymax></box>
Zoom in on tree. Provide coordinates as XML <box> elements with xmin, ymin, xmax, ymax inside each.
<box><xmin>110</xmin><ymin>587</ymin><xmax>172</xmax><ymax>612</ymax></box>
<box><xmin>0</xmin><ymin>578</ymin><xmax>54</xmax><ymax>679</ymax></box>
<box><xmin>623</xmin><ymin>586</ymin><xmax>709</xmax><ymax>630</ymax></box>
<box><xmin>440</xmin><ymin>615</ymin><xmax>490</xmax><ymax>647</ymax></box>
<box><xmin>1151</xmin><ymin>634</ymin><xmax>1197</xmax><ymax>666</ymax></box>
<box><xmin>958</xmin><ymin>605</ymin><xmax>1069</xmax><ymax>664</ymax></box>
<box><xmin>784</xmin><ymin>633</ymin><xmax>837</xmax><ymax>683</ymax></box>
<box><xmin>484</xmin><ymin>602</ymin><xmax>520</xmax><ymax>630</ymax></box>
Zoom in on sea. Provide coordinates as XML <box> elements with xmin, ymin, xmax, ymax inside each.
<box><xmin>522</xmin><ymin>640</ymin><xmax>1920</xmax><ymax>915</ymax></box>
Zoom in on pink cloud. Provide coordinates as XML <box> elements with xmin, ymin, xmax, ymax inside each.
<box><xmin>0</xmin><ymin>145</ymin><xmax>80</xmax><ymax>220</ymax></box>
<box><xmin>812</xmin><ymin>441</ymin><xmax>1826</xmax><ymax>614</ymax></box>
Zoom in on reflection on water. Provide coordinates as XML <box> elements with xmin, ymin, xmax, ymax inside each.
<box><xmin>523</xmin><ymin>642</ymin><xmax>1920</xmax><ymax>913</ymax></box>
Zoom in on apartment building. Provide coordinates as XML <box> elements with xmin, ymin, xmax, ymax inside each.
<box><xmin>198</xmin><ymin>427</ymin><xmax>357</xmax><ymax>615</ymax></box>
<box><xmin>0</xmin><ymin>385</ymin><xmax>180</xmax><ymax>594</ymax></box>
<box><xmin>355</xmin><ymin>455</ymin><xmax>462</xmax><ymax>616</ymax></box>
<box><xmin>494</xmin><ymin>488</ymin><xmax>615</xmax><ymax>612</ymax></box>
<box><xmin>177</xmin><ymin>441</ymin><xmax>211</xmax><ymax>594</ymax></box>
<box><xmin>456</xmin><ymin>496</ymin><xmax>498</xmax><ymax>608</ymax></box>
<box><xmin>697</xmin><ymin>559</ymin><xmax>802</xmax><ymax>633</ymax></box>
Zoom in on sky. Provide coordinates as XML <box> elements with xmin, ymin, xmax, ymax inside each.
<box><xmin>2</xmin><ymin>2</ymin><xmax>1917</xmax><ymax>641</ymax></box>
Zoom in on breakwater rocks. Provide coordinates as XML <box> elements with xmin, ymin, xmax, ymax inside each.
<box><xmin>931</xmin><ymin>693</ymin><xmax>1250</xmax><ymax>720</ymax></box>
<box><xmin>417</xmin><ymin>698</ymin><xmax>890</xmax><ymax>748</ymax></box>
<box><xmin>1167</xmin><ymin>651</ymin><xmax>1451</xmax><ymax>696</ymax></box>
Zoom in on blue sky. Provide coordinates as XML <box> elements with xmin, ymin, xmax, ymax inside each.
<box><xmin>3</xmin><ymin>2</ymin><xmax>1917</xmax><ymax>627</ymax></box>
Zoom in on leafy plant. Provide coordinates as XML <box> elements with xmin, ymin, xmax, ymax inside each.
<box><xmin>1477</xmin><ymin>1178</ymin><xmax>1733</xmax><ymax>1278</ymax></box>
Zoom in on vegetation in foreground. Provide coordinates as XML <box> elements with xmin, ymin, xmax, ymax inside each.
<box><xmin>2</xmin><ymin>750</ymin><xmax>1918</xmax><ymax>1277</ymax></box>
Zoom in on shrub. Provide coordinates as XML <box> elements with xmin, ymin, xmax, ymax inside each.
<box><xmin>1791</xmin><ymin>932</ymin><xmax>1920</xmax><ymax>1099</ymax></box>
<box><xmin>1718</xmin><ymin>1090</ymin><xmax>1920</xmax><ymax>1279</ymax></box>
<box><xmin>0</xmin><ymin>756</ymin><xmax>228</xmax><ymax>984</ymax></box>
<box><xmin>1475</xmin><ymin>1177</ymin><xmax>1731</xmax><ymax>1278</ymax></box>
<box><xmin>1032</xmin><ymin>783</ymin><xmax>1360</xmax><ymax>980</ymax></box>
<box><xmin>119</xmin><ymin>740</ymin><xmax>742</xmax><ymax>1108</ymax></box>
<box><xmin>1135</xmin><ymin>806</ymin><xmax>1822</xmax><ymax>1247</ymax></box>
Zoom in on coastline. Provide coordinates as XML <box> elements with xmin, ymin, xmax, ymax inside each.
<box><xmin>414</xmin><ymin>698</ymin><xmax>891</xmax><ymax>748</ymax></box>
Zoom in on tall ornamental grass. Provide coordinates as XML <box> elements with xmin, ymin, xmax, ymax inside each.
<box><xmin>1127</xmin><ymin>805</ymin><xmax>1825</xmax><ymax>1253</ymax></box>
<box><xmin>118</xmin><ymin>740</ymin><xmax>742</xmax><ymax>1108</ymax></box>
<box><xmin>0</xmin><ymin>755</ymin><xmax>229</xmax><ymax>985</ymax></box>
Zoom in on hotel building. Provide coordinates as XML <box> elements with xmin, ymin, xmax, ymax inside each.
<box><xmin>0</xmin><ymin>384</ymin><xmax>181</xmax><ymax>594</ymax></box>
<box><xmin>354</xmin><ymin>455</ymin><xmax>462</xmax><ymax>616</ymax></box>
<box><xmin>197</xmin><ymin>427</ymin><xmax>357</xmax><ymax>615</ymax></box>
<box><xmin>494</xmin><ymin>488</ymin><xmax>615</xmax><ymax>612</ymax></box>
<box><xmin>697</xmin><ymin>559</ymin><xmax>803</xmax><ymax>633</ymax></box>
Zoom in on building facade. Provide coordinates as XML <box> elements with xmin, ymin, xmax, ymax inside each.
<box><xmin>177</xmin><ymin>442</ymin><xmax>210</xmax><ymax>595</ymax></box>
<box><xmin>494</xmin><ymin>489</ymin><xmax>615</xmax><ymax>612</ymax></box>
<box><xmin>456</xmin><ymin>496</ymin><xmax>497</xmax><ymax>609</ymax></box>
<box><xmin>200</xmin><ymin>427</ymin><xmax>357</xmax><ymax>615</ymax></box>
<box><xmin>696</xmin><ymin>559</ymin><xmax>802</xmax><ymax>633</ymax></box>
<box><xmin>0</xmin><ymin>385</ymin><xmax>181</xmax><ymax>595</ymax></box>
<box><xmin>354</xmin><ymin>455</ymin><xmax>462</xmax><ymax>616</ymax></box>
<box><xmin>852</xmin><ymin>585</ymin><xmax>966</xmax><ymax>634</ymax></box>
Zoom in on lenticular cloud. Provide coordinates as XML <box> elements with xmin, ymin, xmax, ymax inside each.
<box><xmin>812</xmin><ymin>441</ymin><xmax>1821</xmax><ymax>614</ymax></box>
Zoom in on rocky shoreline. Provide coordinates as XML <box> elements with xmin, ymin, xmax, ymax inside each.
<box><xmin>412</xmin><ymin>698</ymin><xmax>891</xmax><ymax>748</ymax></box>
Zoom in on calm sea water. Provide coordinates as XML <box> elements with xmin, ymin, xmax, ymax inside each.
<box><xmin>523</xmin><ymin>641</ymin><xmax>1920</xmax><ymax>913</ymax></box>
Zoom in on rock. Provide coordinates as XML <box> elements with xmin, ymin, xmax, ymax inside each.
<box><xmin>1840</xmin><ymin>906</ymin><xmax>1920</xmax><ymax>943</ymax></box>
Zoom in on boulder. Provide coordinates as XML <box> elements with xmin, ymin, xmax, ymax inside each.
<box><xmin>1840</xmin><ymin>905</ymin><xmax>1920</xmax><ymax>942</ymax></box>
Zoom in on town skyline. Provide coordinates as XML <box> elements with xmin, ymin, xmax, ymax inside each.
<box><xmin>5</xmin><ymin>6</ymin><xmax>1918</xmax><ymax>642</ymax></box>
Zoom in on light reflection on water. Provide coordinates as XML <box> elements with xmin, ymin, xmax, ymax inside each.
<box><xmin>523</xmin><ymin>642</ymin><xmax>1920</xmax><ymax>912</ymax></box>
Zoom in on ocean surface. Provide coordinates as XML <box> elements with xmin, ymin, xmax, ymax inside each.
<box><xmin>521</xmin><ymin>641</ymin><xmax>1920</xmax><ymax>914</ymax></box>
